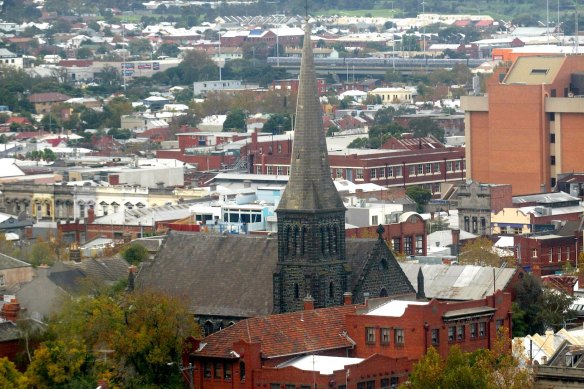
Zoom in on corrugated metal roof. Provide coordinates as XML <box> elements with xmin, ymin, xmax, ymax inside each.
<box><xmin>400</xmin><ymin>263</ymin><xmax>516</xmax><ymax>300</ymax></box>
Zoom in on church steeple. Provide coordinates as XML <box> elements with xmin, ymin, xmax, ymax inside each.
<box><xmin>273</xmin><ymin>21</ymin><xmax>348</xmax><ymax>314</ymax></box>
<box><xmin>276</xmin><ymin>22</ymin><xmax>345</xmax><ymax>213</ymax></box>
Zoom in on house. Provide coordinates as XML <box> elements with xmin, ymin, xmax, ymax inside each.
<box><xmin>28</xmin><ymin>92</ymin><xmax>72</xmax><ymax>114</ymax></box>
<box><xmin>0</xmin><ymin>252</ymin><xmax>34</xmax><ymax>293</ymax></box>
<box><xmin>186</xmin><ymin>290</ymin><xmax>513</xmax><ymax>388</ymax></box>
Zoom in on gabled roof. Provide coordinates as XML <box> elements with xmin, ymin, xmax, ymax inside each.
<box><xmin>28</xmin><ymin>92</ymin><xmax>71</xmax><ymax>103</ymax></box>
<box><xmin>0</xmin><ymin>252</ymin><xmax>31</xmax><ymax>271</ymax></box>
<box><xmin>193</xmin><ymin>305</ymin><xmax>357</xmax><ymax>358</ymax></box>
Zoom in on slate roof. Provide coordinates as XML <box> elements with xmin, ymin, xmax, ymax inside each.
<box><xmin>0</xmin><ymin>321</ymin><xmax>20</xmax><ymax>342</ymax></box>
<box><xmin>137</xmin><ymin>231</ymin><xmax>414</xmax><ymax>317</ymax></box>
<box><xmin>0</xmin><ymin>252</ymin><xmax>32</xmax><ymax>271</ymax></box>
<box><xmin>194</xmin><ymin>305</ymin><xmax>357</xmax><ymax>359</ymax></box>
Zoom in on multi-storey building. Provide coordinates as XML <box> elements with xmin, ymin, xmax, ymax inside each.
<box><xmin>462</xmin><ymin>55</ymin><xmax>584</xmax><ymax>195</ymax></box>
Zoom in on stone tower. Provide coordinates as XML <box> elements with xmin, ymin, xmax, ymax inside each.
<box><xmin>273</xmin><ymin>21</ymin><xmax>348</xmax><ymax>313</ymax></box>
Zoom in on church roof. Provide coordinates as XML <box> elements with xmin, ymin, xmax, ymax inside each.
<box><xmin>136</xmin><ymin>231</ymin><xmax>415</xmax><ymax>318</ymax></box>
<box><xmin>277</xmin><ymin>22</ymin><xmax>344</xmax><ymax>213</ymax></box>
<box><xmin>193</xmin><ymin>304</ymin><xmax>357</xmax><ymax>359</ymax></box>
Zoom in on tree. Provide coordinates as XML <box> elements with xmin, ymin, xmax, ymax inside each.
<box><xmin>155</xmin><ymin>43</ymin><xmax>181</xmax><ymax>58</ymax></box>
<box><xmin>76</xmin><ymin>47</ymin><xmax>93</xmax><ymax>59</ymax></box>
<box><xmin>408</xmin><ymin>117</ymin><xmax>445</xmax><ymax>142</ymax></box>
<box><xmin>222</xmin><ymin>108</ymin><xmax>247</xmax><ymax>132</ymax></box>
<box><xmin>347</xmin><ymin>137</ymin><xmax>369</xmax><ymax>149</ymax></box>
<box><xmin>103</xmin><ymin>97</ymin><xmax>132</xmax><ymax>129</ymax></box>
<box><xmin>406</xmin><ymin>186</ymin><xmax>431</xmax><ymax>213</ymax></box>
<box><xmin>25</xmin><ymin>289</ymin><xmax>200</xmax><ymax>387</ymax></box>
<box><xmin>128</xmin><ymin>38</ymin><xmax>153</xmax><ymax>57</ymax></box>
<box><xmin>28</xmin><ymin>237</ymin><xmax>57</xmax><ymax>266</ymax></box>
<box><xmin>0</xmin><ymin>357</ymin><xmax>26</xmax><ymax>388</ymax></box>
<box><xmin>403</xmin><ymin>334</ymin><xmax>532</xmax><ymax>389</ymax></box>
<box><xmin>458</xmin><ymin>236</ymin><xmax>503</xmax><ymax>267</ymax></box>
<box><xmin>121</xmin><ymin>243</ymin><xmax>149</xmax><ymax>264</ymax></box>
<box><xmin>513</xmin><ymin>273</ymin><xmax>576</xmax><ymax>335</ymax></box>
<box><xmin>262</xmin><ymin>113</ymin><xmax>291</xmax><ymax>134</ymax></box>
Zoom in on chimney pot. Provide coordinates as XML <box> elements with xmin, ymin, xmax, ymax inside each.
<box><xmin>303</xmin><ymin>294</ymin><xmax>314</xmax><ymax>310</ymax></box>
<box><xmin>343</xmin><ymin>292</ymin><xmax>352</xmax><ymax>305</ymax></box>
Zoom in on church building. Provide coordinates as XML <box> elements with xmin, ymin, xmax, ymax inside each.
<box><xmin>137</xmin><ymin>22</ymin><xmax>416</xmax><ymax>333</ymax></box>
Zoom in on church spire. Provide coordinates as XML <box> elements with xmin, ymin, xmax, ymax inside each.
<box><xmin>277</xmin><ymin>21</ymin><xmax>345</xmax><ymax>213</ymax></box>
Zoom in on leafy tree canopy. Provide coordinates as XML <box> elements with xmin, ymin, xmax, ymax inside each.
<box><xmin>223</xmin><ymin>108</ymin><xmax>247</xmax><ymax>132</ymax></box>
<box><xmin>262</xmin><ymin>113</ymin><xmax>292</xmax><ymax>134</ymax></box>
<box><xmin>121</xmin><ymin>242</ymin><xmax>149</xmax><ymax>264</ymax></box>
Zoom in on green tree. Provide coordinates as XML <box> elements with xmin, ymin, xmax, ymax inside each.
<box><xmin>262</xmin><ymin>113</ymin><xmax>291</xmax><ymax>134</ymax></box>
<box><xmin>28</xmin><ymin>237</ymin><xmax>57</xmax><ymax>266</ymax></box>
<box><xmin>155</xmin><ymin>43</ymin><xmax>181</xmax><ymax>58</ymax></box>
<box><xmin>103</xmin><ymin>96</ymin><xmax>132</xmax><ymax>129</ymax></box>
<box><xmin>406</xmin><ymin>186</ymin><xmax>432</xmax><ymax>213</ymax></box>
<box><xmin>347</xmin><ymin>137</ymin><xmax>369</xmax><ymax>149</ymax></box>
<box><xmin>0</xmin><ymin>357</ymin><xmax>26</xmax><ymax>388</ymax></box>
<box><xmin>408</xmin><ymin>117</ymin><xmax>445</xmax><ymax>142</ymax></box>
<box><xmin>222</xmin><ymin>108</ymin><xmax>247</xmax><ymax>132</ymax></box>
<box><xmin>76</xmin><ymin>47</ymin><xmax>93</xmax><ymax>59</ymax></box>
<box><xmin>128</xmin><ymin>38</ymin><xmax>153</xmax><ymax>57</ymax></box>
<box><xmin>26</xmin><ymin>289</ymin><xmax>201</xmax><ymax>387</ymax></box>
<box><xmin>121</xmin><ymin>243</ymin><xmax>149</xmax><ymax>264</ymax></box>
<box><xmin>458</xmin><ymin>236</ymin><xmax>503</xmax><ymax>267</ymax></box>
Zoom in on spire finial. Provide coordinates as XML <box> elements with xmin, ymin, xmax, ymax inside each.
<box><xmin>305</xmin><ymin>0</ymin><xmax>309</xmax><ymax>19</ymax></box>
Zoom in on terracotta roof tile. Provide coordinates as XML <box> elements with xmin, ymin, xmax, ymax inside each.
<box><xmin>195</xmin><ymin>305</ymin><xmax>357</xmax><ymax>359</ymax></box>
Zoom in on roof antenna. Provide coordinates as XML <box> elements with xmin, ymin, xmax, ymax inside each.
<box><xmin>305</xmin><ymin>0</ymin><xmax>309</xmax><ymax>20</ymax></box>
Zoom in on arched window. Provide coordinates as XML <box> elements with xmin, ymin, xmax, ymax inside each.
<box><xmin>380</xmin><ymin>288</ymin><xmax>388</xmax><ymax>297</ymax></box>
<box><xmin>294</xmin><ymin>283</ymin><xmax>300</xmax><ymax>299</ymax></box>
<box><xmin>321</xmin><ymin>226</ymin><xmax>326</xmax><ymax>254</ymax></box>
<box><xmin>293</xmin><ymin>226</ymin><xmax>299</xmax><ymax>256</ymax></box>
<box><xmin>328</xmin><ymin>226</ymin><xmax>334</xmax><ymax>254</ymax></box>
<box><xmin>203</xmin><ymin>321</ymin><xmax>214</xmax><ymax>336</ymax></box>
<box><xmin>329</xmin><ymin>282</ymin><xmax>334</xmax><ymax>299</ymax></box>
<box><xmin>284</xmin><ymin>225</ymin><xmax>291</xmax><ymax>255</ymax></box>
<box><xmin>301</xmin><ymin>227</ymin><xmax>307</xmax><ymax>255</ymax></box>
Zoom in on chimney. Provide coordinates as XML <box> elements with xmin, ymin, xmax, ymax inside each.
<box><xmin>69</xmin><ymin>242</ymin><xmax>81</xmax><ymax>262</ymax></box>
<box><xmin>127</xmin><ymin>265</ymin><xmax>136</xmax><ymax>292</ymax></box>
<box><xmin>303</xmin><ymin>294</ymin><xmax>314</xmax><ymax>310</ymax></box>
<box><xmin>363</xmin><ymin>292</ymin><xmax>370</xmax><ymax>307</ymax></box>
<box><xmin>251</xmin><ymin>130</ymin><xmax>258</xmax><ymax>150</ymax></box>
<box><xmin>416</xmin><ymin>268</ymin><xmax>426</xmax><ymax>300</ymax></box>
<box><xmin>343</xmin><ymin>292</ymin><xmax>352</xmax><ymax>305</ymax></box>
<box><xmin>87</xmin><ymin>207</ymin><xmax>95</xmax><ymax>224</ymax></box>
<box><xmin>451</xmin><ymin>228</ymin><xmax>460</xmax><ymax>256</ymax></box>
<box><xmin>1</xmin><ymin>296</ymin><xmax>20</xmax><ymax>322</ymax></box>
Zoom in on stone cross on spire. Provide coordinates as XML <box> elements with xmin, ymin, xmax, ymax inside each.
<box><xmin>277</xmin><ymin>21</ymin><xmax>345</xmax><ymax>213</ymax></box>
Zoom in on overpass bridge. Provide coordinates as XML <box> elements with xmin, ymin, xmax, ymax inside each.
<box><xmin>267</xmin><ymin>57</ymin><xmax>488</xmax><ymax>76</ymax></box>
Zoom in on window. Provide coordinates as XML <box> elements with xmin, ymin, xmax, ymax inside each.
<box><xmin>267</xmin><ymin>166</ymin><xmax>273</xmax><ymax>175</ymax></box>
<box><xmin>224</xmin><ymin>363</ymin><xmax>232</xmax><ymax>379</ymax></box>
<box><xmin>464</xmin><ymin>216</ymin><xmax>470</xmax><ymax>231</ymax></box>
<box><xmin>550</xmin><ymin>133</ymin><xmax>556</xmax><ymax>143</ymax></box>
<box><xmin>417</xmin><ymin>164</ymin><xmax>424</xmax><ymax>175</ymax></box>
<box><xmin>416</xmin><ymin>235</ymin><xmax>424</xmax><ymax>254</ymax></box>
<box><xmin>355</xmin><ymin>169</ymin><xmax>364</xmax><ymax>180</ymax></box>
<box><xmin>394</xmin><ymin>328</ymin><xmax>404</xmax><ymax>345</ymax></box>
<box><xmin>448</xmin><ymin>326</ymin><xmax>456</xmax><ymax>342</ymax></box>
<box><xmin>372</xmin><ymin>215</ymin><xmax>378</xmax><ymax>225</ymax></box>
<box><xmin>425</xmin><ymin>163</ymin><xmax>432</xmax><ymax>174</ymax></box>
<box><xmin>367</xmin><ymin>381</ymin><xmax>375</xmax><ymax>389</ymax></box>
<box><xmin>294</xmin><ymin>283</ymin><xmax>299</xmax><ymax>299</ymax></box>
<box><xmin>277</xmin><ymin>166</ymin><xmax>284</xmax><ymax>175</ymax></box>
<box><xmin>551</xmin><ymin>156</ymin><xmax>556</xmax><ymax>165</ymax></box>
<box><xmin>336</xmin><ymin>168</ymin><xmax>343</xmax><ymax>178</ymax></box>
<box><xmin>408</xmin><ymin>165</ymin><xmax>415</xmax><ymax>176</ymax></box>
<box><xmin>532</xmin><ymin>249</ymin><xmax>538</xmax><ymax>258</ymax></box>
<box><xmin>404</xmin><ymin>236</ymin><xmax>412</xmax><ymax>255</ymax></box>
<box><xmin>278</xmin><ymin>143</ymin><xmax>282</xmax><ymax>153</ymax></box>
<box><xmin>0</xmin><ymin>274</ymin><xmax>4</xmax><ymax>287</ymax></box>
<box><xmin>371</xmin><ymin>168</ymin><xmax>377</xmax><ymax>179</ymax></box>
<box><xmin>204</xmin><ymin>362</ymin><xmax>212</xmax><ymax>378</ymax></box>
<box><xmin>496</xmin><ymin>319</ymin><xmax>504</xmax><ymax>332</ymax></box>
<box><xmin>395</xmin><ymin>166</ymin><xmax>402</xmax><ymax>177</ymax></box>
<box><xmin>433</xmin><ymin>162</ymin><xmax>440</xmax><ymax>173</ymax></box>
<box><xmin>469</xmin><ymin>322</ymin><xmax>477</xmax><ymax>339</ymax></box>
<box><xmin>381</xmin><ymin>328</ymin><xmax>390</xmax><ymax>345</ymax></box>
<box><xmin>446</xmin><ymin>161</ymin><xmax>454</xmax><ymax>172</ymax></box>
<box><xmin>455</xmin><ymin>160</ymin><xmax>462</xmax><ymax>171</ymax></box>
<box><xmin>214</xmin><ymin>362</ymin><xmax>222</xmax><ymax>378</ymax></box>
<box><xmin>480</xmin><ymin>217</ymin><xmax>486</xmax><ymax>233</ymax></box>
<box><xmin>379</xmin><ymin>167</ymin><xmax>386</xmax><ymax>178</ymax></box>
<box><xmin>457</xmin><ymin>325</ymin><xmax>465</xmax><ymax>341</ymax></box>
<box><xmin>366</xmin><ymin>327</ymin><xmax>376</xmax><ymax>344</ymax></box>
<box><xmin>549</xmin><ymin>248</ymin><xmax>553</xmax><ymax>263</ymax></box>
<box><xmin>239</xmin><ymin>361</ymin><xmax>246</xmax><ymax>381</ymax></box>
<box><xmin>381</xmin><ymin>378</ymin><xmax>390</xmax><ymax>389</ymax></box>
<box><xmin>472</xmin><ymin>217</ymin><xmax>478</xmax><ymax>234</ymax></box>
<box><xmin>256</xmin><ymin>165</ymin><xmax>262</xmax><ymax>174</ymax></box>
<box><xmin>387</xmin><ymin>166</ymin><xmax>393</xmax><ymax>177</ymax></box>
<box><xmin>270</xmin><ymin>384</ymin><xmax>280</xmax><ymax>389</ymax></box>
<box><xmin>329</xmin><ymin>282</ymin><xmax>334</xmax><ymax>299</ymax></box>
<box><xmin>286</xmin><ymin>385</ymin><xmax>295</xmax><ymax>389</ymax></box>
<box><xmin>392</xmin><ymin>238</ymin><xmax>401</xmax><ymax>253</ymax></box>
<box><xmin>431</xmin><ymin>329</ymin><xmax>439</xmax><ymax>345</ymax></box>
<box><xmin>479</xmin><ymin>322</ymin><xmax>486</xmax><ymax>337</ymax></box>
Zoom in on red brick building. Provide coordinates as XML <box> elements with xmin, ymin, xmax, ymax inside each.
<box><xmin>462</xmin><ymin>55</ymin><xmax>584</xmax><ymax>195</ymax></box>
<box><xmin>185</xmin><ymin>290</ymin><xmax>512</xmax><ymax>388</ymax></box>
